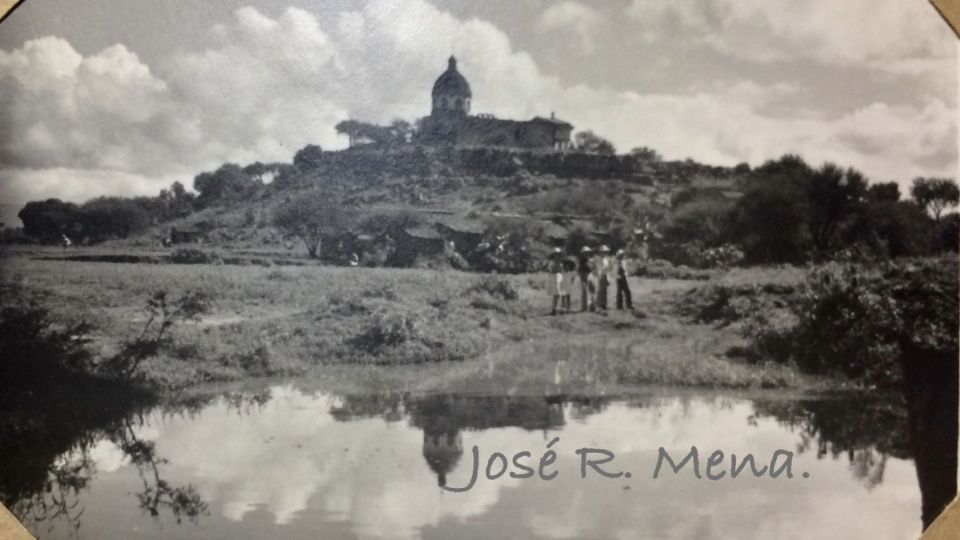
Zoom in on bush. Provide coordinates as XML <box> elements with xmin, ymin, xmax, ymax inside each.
<box><xmin>350</xmin><ymin>313</ymin><xmax>433</xmax><ymax>355</ymax></box>
<box><xmin>0</xmin><ymin>301</ymin><xmax>95</xmax><ymax>391</ymax></box>
<box><xmin>785</xmin><ymin>264</ymin><xmax>901</xmax><ymax>383</ymax></box>
<box><xmin>702</xmin><ymin>244</ymin><xmax>744</xmax><ymax>269</ymax></box>
<box><xmin>101</xmin><ymin>290</ymin><xmax>212</xmax><ymax>380</ymax></box>
<box><xmin>467</xmin><ymin>274</ymin><xmax>519</xmax><ymax>301</ymax></box>
<box><xmin>169</xmin><ymin>248</ymin><xmax>220</xmax><ymax>265</ymax></box>
<box><xmin>746</xmin><ymin>259</ymin><xmax>958</xmax><ymax>387</ymax></box>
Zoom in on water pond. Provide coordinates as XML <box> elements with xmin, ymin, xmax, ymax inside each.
<box><xmin>4</xmin><ymin>383</ymin><xmax>931</xmax><ymax>540</ymax></box>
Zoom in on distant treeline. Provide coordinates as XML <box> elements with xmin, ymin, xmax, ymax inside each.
<box><xmin>15</xmin><ymin>181</ymin><xmax>199</xmax><ymax>245</ymax></box>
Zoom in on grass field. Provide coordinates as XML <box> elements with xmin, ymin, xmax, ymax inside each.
<box><xmin>1</xmin><ymin>246</ymin><xmax>826</xmax><ymax>392</ymax></box>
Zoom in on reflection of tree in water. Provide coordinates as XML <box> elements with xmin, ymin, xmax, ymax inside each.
<box><xmin>753</xmin><ymin>390</ymin><xmax>957</xmax><ymax>530</ymax></box>
<box><xmin>329</xmin><ymin>392</ymin><xmax>406</xmax><ymax>423</ymax></box>
<box><xmin>111</xmin><ymin>416</ymin><xmax>208</xmax><ymax>525</ymax></box>
<box><xmin>8</xmin><ymin>438</ymin><xmax>98</xmax><ymax>539</ymax></box>
<box><xmin>326</xmin><ymin>392</ymin><xmax>595</xmax><ymax>487</ymax></box>
<box><xmin>751</xmin><ymin>397</ymin><xmax>910</xmax><ymax>489</ymax></box>
<box><xmin>0</xmin><ymin>381</ymin><xmax>148</xmax><ymax>538</ymax></box>
<box><xmin>0</xmin><ymin>391</ymin><xmax>222</xmax><ymax>537</ymax></box>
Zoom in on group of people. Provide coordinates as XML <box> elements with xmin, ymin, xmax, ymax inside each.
<box><xmin>547</xmin><ymin>245</ymin><xmax>633</xmax><ymax>316</ymax></box>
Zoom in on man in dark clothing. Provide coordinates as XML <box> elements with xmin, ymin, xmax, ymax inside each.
<box><xmin>577</xmin><ymin>246</ymin><xmax>595</xmax><ymax>312</ymax></box>
<box><xmin>615</xmin><ymin>249</ymin><xmax>633</xmax><ymax>310</ymax></box>
<box><xmin>561</xmin><ymin>255</ymin><xmax>577</xmax><ymax>312</ymax></box>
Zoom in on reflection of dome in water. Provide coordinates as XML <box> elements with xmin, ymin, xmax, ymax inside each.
<box><xmin>423</xmin><ymin>430</ymin><xmax>463</xmax><ymax>487</ymax></box>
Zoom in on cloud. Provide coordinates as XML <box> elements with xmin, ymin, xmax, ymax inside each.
<box><xmin>536</xmin><ymin>1</ymin><xmax>604</xmax><ymax>53</ymax></box>
<box><xmin>0</xmin><ymin>0</ymin><xmax>955</xmax><ymax>211</ymax></box>
<box><xmin>550</xmin><ymin>84</ymin><xmax>956</xmax><ymax>189</ymax></box>
<box><xmin>625</xmin><ymin>0</ymin><xmax>954</xmax><ymax>66</ymax></box>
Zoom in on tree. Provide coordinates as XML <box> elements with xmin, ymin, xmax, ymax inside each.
<box><xmin>574</xmin><ymin>131</ymin><xmax>616</xmax><ymax>155</ymax></box>
<box><xmin>389</xmin><ymin>119</ymin><xmax>415</xmax><ymax>144</ymax></box>
<box><xmin>162</xmin><ymin>181</ymin><xmax>196</xmax><ymax>220</ymax></box>
<box><xmin>934</xmin><ymin>213</ymin><xmax>960</xmax><ymax>253</ymax></box>
<box><xmin>750</xmin><ymin>154</ymin><xmax>812</xmax><ymax>187</ymax></box>
<box><xmin>361</xmin><ymin>210</ymin><xmax>423</xmax><ymax>235</ymax></box>
<box><xmin>729</xmin><ymin>184</ymin><xmax>811</xmax><ymax>264</ymax></box>
<box><xmin>868</xmin><ymin>182</ymin><xmax>901</xmax><ymax>203</ymax></box>
<box><xmin>273</xmin><ymin>191</ymin><xmax>346</xmax><ymax>258</ymax></box>
<box><xmin>805</xmin><ymin>164</ymin><xmax>868</xmax><ymax>254</ymax></box>
<box><xmin>293</xmin><ymin>144</ymin><xmax>324</xmax><ymax>170</ymax></box>
<box><xmin>193</xmin><ymin>164</ymin><xmax>261</xmax><ymax>209</ymax></box>
<box><xmin>80</xmin><ymin>197</ymin><xmax>151</xmax><ymax>242</ymax></box>
<box><xmin>911</xmin><ymin>177</ymin><xmax>959</xmax><ymax>220</ymax></box>
<box><xmin>335</xmin><ymin>120</ymin><xmax>400</xmax><ymax>147</ymax></box>
<box><xmin>243</xmin><ymin>161</ymin><xmax>282</xmax><ymax>183</ymax></box>
<box><xmin>733</xmin><ymin>162</ymin><xmax>752</xmax><ymax>175</ymax></box>
<box><xmin>844</xmin><ymin>200</ymin><xmax>933</xmax><ymax>258</ymax></box>
<box><xmin>18</xmin><ymin>199</ymin><xmax>84</xmax><ymax>242</ymax></box>
<box><xmin>630</xmin><ymin>146</ymin><xmax>661</xmax><ymax>162</ymax></box>
<box><xmin>662</xmin><ymin>198</ymin><xmax>734</xmax><ymax>248</ymax></box>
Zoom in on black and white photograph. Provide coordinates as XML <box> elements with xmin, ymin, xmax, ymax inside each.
<box><xmin>0</xmin><ymin>1</ymin><xmax>958</xmax><ymax>539</ymax></box>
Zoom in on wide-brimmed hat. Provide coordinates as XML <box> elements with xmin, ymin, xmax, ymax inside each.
<box><xmin>599</xmin><ymin>245</ymin><xmax>610</xmax><ymax>253</ymax></box>
<box><xmin>580</xmin><ymin>246</ymin><xmax>593</xmax><ymax>253</ymax></box>
<box><xmin>615</xmin><ymin>249</ymin><xmax>625</xmax><ymax>257</ymax></box>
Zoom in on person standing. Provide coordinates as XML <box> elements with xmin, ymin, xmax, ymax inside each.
<box><xmin>548</xmin><ymin>247</ymin><xmax>564</xmax><ymax>315</ymax></box>
<box><xmin>577</xmin><ymin>246</ymin><xmax>595</xmax><ymax>312</ymax></box>
<box><xmin>595</xmin><ymin>245</ymin><xmax>611</xmax><ymax>310</ymax></box>
<box><xmin>561</xmin><ymin>253</ymin><xmax>577</xmax><ymax>312</ymax></box>
<box><xmin>615</xmin><ymin>249</ymin><xmax>633</xmax><ymax>310</ymax></box>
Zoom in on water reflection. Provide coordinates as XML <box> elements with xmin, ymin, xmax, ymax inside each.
<box><xmin>2</xmin><ymin>396</ymin><xmax>212</xmax><ymax>539</ymax></box>
<box><xmin>0</xmin><ymin>386</ymin><xmax>951</xmax><ymax>539</ymax></box>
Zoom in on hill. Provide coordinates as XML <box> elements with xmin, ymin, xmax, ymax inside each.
<box><xmin>113</xmin><ymin>145</ymin><xmax>745</xmax><ymax>269</ymax></box>
<box><xmin>12</xmin><ymin>143</ymin><xmax>957</xmax><ymax>271</ymax></box>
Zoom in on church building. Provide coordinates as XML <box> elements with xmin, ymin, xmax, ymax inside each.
<box><xmin>416</xmin><ymin>56</ymin><xmax>574</xmax><ymax>151</ymax></box>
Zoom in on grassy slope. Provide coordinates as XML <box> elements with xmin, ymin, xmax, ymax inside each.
<box><xmin>2</xmin><ymin>249</ymin><xmax>821</xmax><ymax>392</ymax></box>
<box><xmin>113</xmin><ymin>172</ymin><xmax>687</xmax><ymax>251</ymax></box>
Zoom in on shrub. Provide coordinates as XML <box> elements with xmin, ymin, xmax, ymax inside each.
<box><xmin>351</xmin><ymin>313</ymin><xmax>422</xmax><ymax>353</ymax></box>
<box><xmin>702</xmin><ymin>243</ymin><xmax>744</xmax><ymax>269</ymax></box>
<box><xmin>470</xmin><ymin>294</ymin><xmax>510</xmax><ymax>314</ymax></box>
<box><xmin>0</xmin><ymin>301</ymin><xmax>95</xmax><ymax>391</ymax></box>
<box><xmin>362</xmin><ymin>283</ymin><xmax>398</xmax><ymax>300</ymax></box>
<box><xmin>169</xmin><ymin>248</ymin><xmax>220</xmax><ymax>265</ymax></box>
<box><xmin>784</xmin><ymin>264</ymin><xmax>900</xmax><ymax>383</ymax></box>
<box><xmin>467</xmin><ymin>274</ymin><xmax>519</xmax><ymax>301</ymax></box>
<box><xmin>233</xmin><ymin>344</ymin><xmax>273</xmax><ymax>375</ymax></box>
<box><xmin>746</xmin><ymin>259</ymin><xmax>958</xmax><ymax>387</ymax></box>
<box><xmin>101</xmin><ymin>290</ymin><xmax>212</xmax><ymax>380</ymax></box>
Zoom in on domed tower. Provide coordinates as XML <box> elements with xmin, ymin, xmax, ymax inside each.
<box><xmin>431</xmin><ymin>56</ymin><xmax>471</xmax><ymax>117</ymax></box>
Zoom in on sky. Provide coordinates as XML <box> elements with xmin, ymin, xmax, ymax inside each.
<box><xmin>0</xmin><ymin>0</ymin><xmax>957</xmax><ymax>218</ymax></box>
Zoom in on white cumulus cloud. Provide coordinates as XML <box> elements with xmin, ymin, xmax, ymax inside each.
<box><xmin>536</xmin><ymin>1</ymin><xmax>604</xmax><ymax>53</ymax></box>
<box><xmin>0</xmin><ymin>0</ymin><xmax>955</xmax><ymax>213</ymax></box>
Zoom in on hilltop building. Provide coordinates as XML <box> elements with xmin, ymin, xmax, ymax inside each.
<box><xmin>417</xmin><ymin>56</ymin><xmax>574</xmax><ymax>150</ymax></box>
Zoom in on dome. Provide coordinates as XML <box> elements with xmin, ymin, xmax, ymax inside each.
<box><xmin>432</xmin><ymin>56</ymin><xmax>472</xmax><ymax>99</ymax></box>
